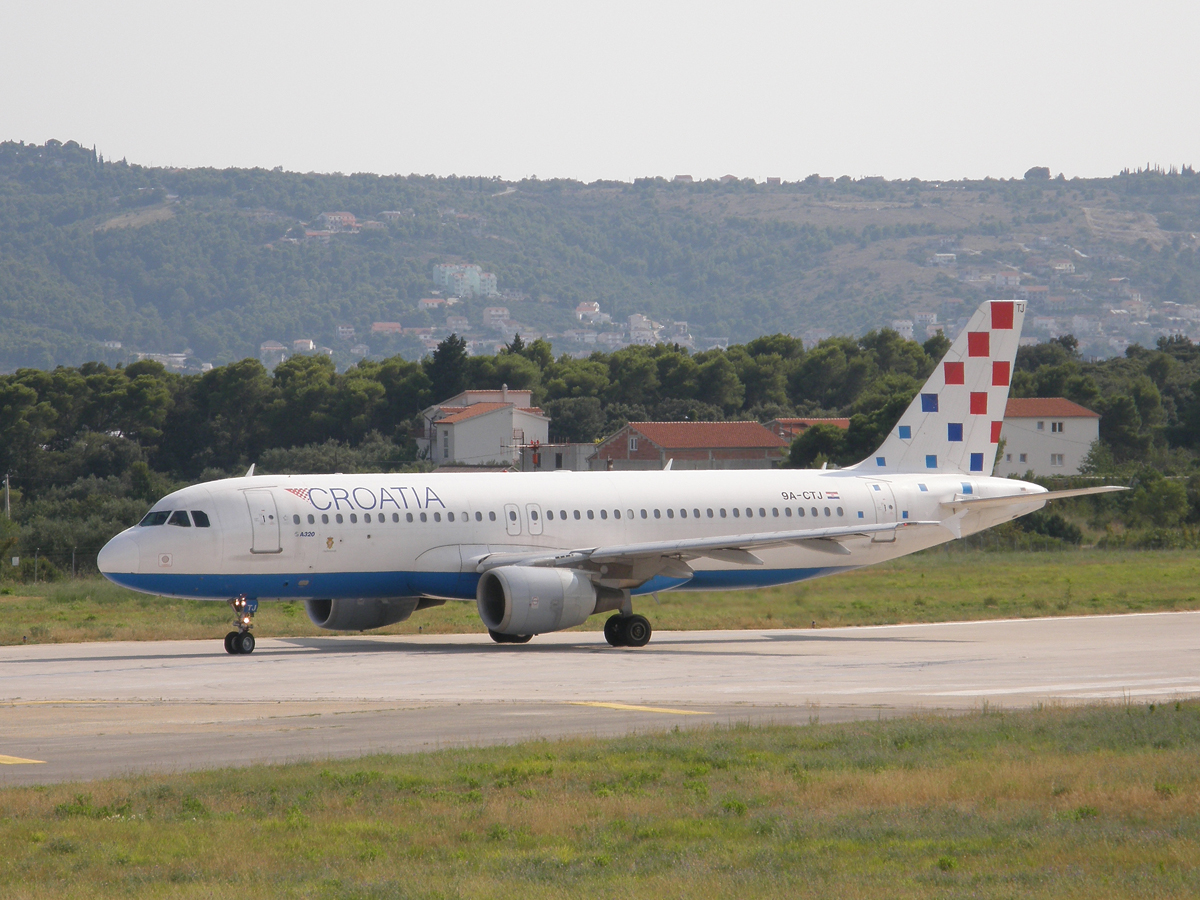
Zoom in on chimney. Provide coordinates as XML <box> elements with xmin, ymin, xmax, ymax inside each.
<box><xmin>501</xmin><ymin>383</ymin><xmax>508</xmax><ymax>403</ymax></box>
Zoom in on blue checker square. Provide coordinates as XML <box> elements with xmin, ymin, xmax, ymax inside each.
<box><xmin>898</xmin><ymin>425</ymin><xmax>911</xmax><ymax>440</ymax></box>
<box><xmin>947</xmin><ymin>422</ymin><xmax>963</xmax><ymax>441</ymax></box>
<box><xmin>857</xmin><ymin>511</ymin><xmax>864</xmax><ymax>518</ymax></box>
<box><xmin>925</xmin><ymin>455</ymin><xmax>937</xmax><ymax>469</ymax></box>
<box><xmin>969</xmin><ymin>453</ymin><xmax>984</xmax><ymax>472</ymax></box>
<box><xmin>902</xmin><ymin>510</ymin><xmax>909</xmax><ymax>519</ymax></box>
<box><xmin>876</xmin><ymin>457</ymin><xmax>886</xmax><ymax>467</ymax></box>
<box><xmin>921</xmin><ymin>393</ymin><xmax>939</xmax><ymax>413</ymax></box>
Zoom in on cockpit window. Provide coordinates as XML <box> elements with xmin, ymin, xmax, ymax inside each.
<box><xmin>139</xmin><ymin>511</ymin><xmax>171</xmax><ymax>527</ymax></box>
<box><xmin>192</xmin><ymin>511</ymin><xmax>211</xmax><ymax>527</ymax></box>
<box><xmin>168</xmin><ymin>510</ymin><xmax>192</xmax><ymax>527</ymax></box>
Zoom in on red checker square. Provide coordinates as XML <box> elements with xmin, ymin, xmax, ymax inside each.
<box><xmin>944</xmin><ymin>361</ymin><xmax>965</xmax><ymax>384</ymax></box>
<box><xmin>991</xmin><ymin>301</ymin><xmax>1014</xmax><ymax>330</ymax></box>
<box><xmin>992</xmin><ymin>360</ymin><xmax>1010</xmax><ymax>386</ymax></box>
<box><xmin>970</xmin><ymin>392</ymin><xmax>988</xmax><ymax>415</ymax></box>
<box><xmin>967</xmin><ymin>331</ymin><xmax>990</xmax><ymax>357</ymax></box>
<box><xmin>990</xmin><ymin>420</ymin><xmax>1003</xmax><ymax>443</ymax></box>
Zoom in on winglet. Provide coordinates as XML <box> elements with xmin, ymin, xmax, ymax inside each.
<box><xmin>245</xmin><ymin>463</ymin><xmax>256</xmax><ymax>477</ymax></box>
<box><xmin>663</xmin><ymin>458</ymin><xmax>673</xmax><ymax>471</ymax></box>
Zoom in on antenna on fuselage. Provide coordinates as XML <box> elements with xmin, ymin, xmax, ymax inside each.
<box><xmin>663</xmin><ymin>459</ymin><xmax>673</xmax><ymax>471</ymax></box>
<box><xmin>245</xmin><ymin>464</ymin><xmax>256</xmax><ymax>477</ymax></box>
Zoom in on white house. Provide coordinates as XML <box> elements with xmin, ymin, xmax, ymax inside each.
<box><xmin>419</xmin><ymin>388</ymin><xmax>549</xmax><ymax>466</ymax></box>
<box><xmin>997</xmin><ymin>397</ymin><xmax>1100</xmax><ymax>477</ymax></box>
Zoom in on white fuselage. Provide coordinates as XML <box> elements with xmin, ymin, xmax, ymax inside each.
<box><xmin>97</xmin><ymin>468</ymin><xmax>1045</xmax><ymax>602</ymax></box>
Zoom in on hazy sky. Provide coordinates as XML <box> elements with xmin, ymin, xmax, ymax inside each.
<box><xmin>3</xmin><ymin>1</ymin><xmax>1196</xmax><ymax>182</ymax></box>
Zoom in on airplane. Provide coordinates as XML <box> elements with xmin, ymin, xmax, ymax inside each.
<box><xmin>98</xmin><ymin>298</ymin><xmax>1124</xmax><ymax>654</ymax></box>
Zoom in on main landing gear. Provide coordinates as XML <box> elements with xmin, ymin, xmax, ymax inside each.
<box><xmin>488</xmin><ymin>630</ymin><xmax>533</xmax><ymax>644</ymax></box>
<box><xmin>604</xmin><ymin>613</ymin><xmax>652</xmax><ymax>648</ymax></box>
<box><xmin>224</xmin><ymin>595</ymin><xmax>258</xmax><ymax>654</ymax></box>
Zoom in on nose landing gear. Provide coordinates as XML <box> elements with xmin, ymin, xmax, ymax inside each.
<box><xmin>224</xmin><ymin>595</ymin><xmax>258</xmax><ymax>654</ymax></box>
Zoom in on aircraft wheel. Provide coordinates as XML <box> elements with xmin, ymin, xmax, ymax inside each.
<box><xmin>224</xmin><ymin>631</ymin><xmax>239</xmax><ymax>654</ymax></box>
<box><xmin>604</xmin><ymin>615</ymin><xmax>625</xmax><ymax>647</ymax></box>
<box><xmin>489</xmin><ymin>629</ymin><xmax>515</xmax><ymax>644</ymax></box>
<box><xmin>510</xmin><ymin>634</ymin><xmax>533</xmax><ymax>644</ymax></box>
<box><xmin>623</xmin><ymin>615</ymin><xmax>652</xmax><ymax>648</ymax></box>
<box><xmin>235</xmin><ymin>632</ymin><xmax>256</xmax><ymax>654</ymax></box>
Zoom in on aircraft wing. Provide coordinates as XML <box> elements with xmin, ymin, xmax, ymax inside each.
<box><xmin>939</xmin><ymin>484</ymin><xmax>1126</xmax><ymax>511</ymax></box>
<box><xmin>475</xmin><ymin>520</ymin><xmax>940</xmax><ymax>584</ymax></box>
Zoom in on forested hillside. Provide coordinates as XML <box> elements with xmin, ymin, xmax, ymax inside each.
<box><xmin>4</xmin><ymin>326</ymin><xmax>1200</xmax><ymax>578</ymax></box>
<box><xmin>2</xmin><ymin>139</ymin><xmax>1200</xmax><ymax>371</ymax></box>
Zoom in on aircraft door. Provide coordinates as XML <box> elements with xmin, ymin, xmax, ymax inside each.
<box><xmin>869</xmin><ymin>482</ymin><xmax>897</xmax><ymax>542</ymax></box>
<box><xmin>503</xmin><ymin>503</ymin><xmax>522</xmax><ymax>537</ymax></box>
<box><xmin>526</xmin><ymin>503</ymin><xmax>543</xmax><ymax>535</ymax></box>
<box><xmin>245</xmin><ymin>489</ymin><xmax>282</xmax><ymax>554</ymax></box>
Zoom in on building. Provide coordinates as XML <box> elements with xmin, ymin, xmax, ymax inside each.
<box><xmin>433</xmin><ymin>263</ymin><xmax>496</xmax><ymax>298</ymax></box>
<box><xmin>419</xmin><ymin>388</ymin><xmax>549</xmax><ymax>467</ymax></box>
<box><xmin>483</xmin><ymin>306</ymin><xmax>510</xmax><ymax>328</ymax></box>
<box><xmin>767</xmin><ymin>417</ymin><xmax>851</xmax><ymax>442</ymax></box>
<box><xmin>891</xmin><ymin>319</ymin><xmax>915</xmax><ymax>340</ymax></box>
<box><xmin>259</xmin><ymin>341</ymin><xmax>287</xmax><ymax>368</ymax></box>
<box><xmin>997</xmin><ymin>398</ymin><xmax>1100</xmax><ymax>477</ymax></box>
<box><xmin>370</xmin><ymin>322</ymin><xmax>405</xmax><ymax>335</ymax></box>
<box><xmin>592</xmin><ymin>421</ymin><xmax>787</xmax><ymax>471</ymax></box>
<box><xmin>292</xmin><ymin>339</ymin><xmax>315</xmax><ymax>353</ymax></box>
<box><xmin>336</xmin><ymin>325</ymin><xmax>355</xmax><ymax>340</ymax></box>
<box><xmin>316</xmin><ymin>212</ymin><xmax>357</xmax><ymax>231</ymax></box>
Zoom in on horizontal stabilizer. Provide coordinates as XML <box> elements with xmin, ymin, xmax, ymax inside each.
<box><xmin>940</xmin><ymin>484</ymin><xmax>1127</xmax><ymax>511</ymax></box>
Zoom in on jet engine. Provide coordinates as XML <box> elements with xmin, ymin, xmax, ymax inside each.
<box><xmin>305</xmin><ymin>597</ymin><xmax>425</xmax><ymax>631</ymax></box>
<box><xmin>476</xmin><ymin>566</ymin><xmax>611</xmax><ymax>636</ymax></box>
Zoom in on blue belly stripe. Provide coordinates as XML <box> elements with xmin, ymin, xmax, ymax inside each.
<box><xmin>105</xmin><ymin>565</ymin><xmax>857</xmax><ymax>601</ymax></box>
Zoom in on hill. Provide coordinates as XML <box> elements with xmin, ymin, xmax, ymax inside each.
<box><xmin>2</xmin><ymin>139</ymin><xmax>1199</xmax><ymax>371</ymax></box>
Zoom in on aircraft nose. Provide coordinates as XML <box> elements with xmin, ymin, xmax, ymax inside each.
<box><xmin>98</xmin><ymin>533</ymin><xmax>139</xmax><ymax>575</ymax></box>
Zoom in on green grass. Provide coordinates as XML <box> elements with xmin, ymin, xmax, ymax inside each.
<box><xmin>3</xmin><ymin>703</ymin><xmax>1199</xmax><ymax>898</ymax></box>
<box><xmin>3</xmin><ymin>548</ymin><xmax>1199</xmax><ymax>645</ymax></box>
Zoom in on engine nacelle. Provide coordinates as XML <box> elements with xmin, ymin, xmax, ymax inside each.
<box><xmin>305</xmin><ymin>597</ymin><xmax>421</xmax><ymax>631</ymax></box>
<box><xmin>476</xmin><ymin>566</ymin><xmax>598</xmax><ymax>635</ymax></box>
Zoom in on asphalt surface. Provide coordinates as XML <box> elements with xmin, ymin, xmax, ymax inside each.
<box><xmin>3</xmin><ymin>611</ymin><xmax>1199</xmax><ymax>785</ymax></box>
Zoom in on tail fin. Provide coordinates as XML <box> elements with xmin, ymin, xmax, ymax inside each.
<box><xmin>855</xmin><ymin>299</ymin><xmax>1026</xmax><ymax>476</ymax></box>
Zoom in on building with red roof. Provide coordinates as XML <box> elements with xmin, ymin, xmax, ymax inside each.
<box><xmin>419</xmin><ymin>387</ymin><xmax>548</xmax><ymax>466</ymax></box>
<box><xmin>998</xmin><ymin>397</ymin><xmax>1100</xmax><ymax>476</ymax></box>
<box><xmin>593</xmin><ymin>421</ymin><xmax>787</xmax><ymax>471</ymax></box>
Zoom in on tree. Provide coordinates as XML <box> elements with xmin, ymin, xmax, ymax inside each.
<box><xmin>785</xmin><ymin>424</ymin><xmax>847</xmax><ymax>468</ymax></box>
<box><xmin>424</xmin><ymin>334</ymin><xmax>470</xmax><ymax>401</ymax></box>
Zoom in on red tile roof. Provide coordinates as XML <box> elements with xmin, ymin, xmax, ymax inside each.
<box><xmin>1005</xmin><ymin>398</ymin><xmax>1099</xmax><ymax>418</ymax></box>
<box><xmin>437</xmin><ymin>403</ymin><xmax>544</xmax><ymax>424</ymax></box>
<box><xmin>621</xmin><ymin>421</ymin><xmax>787</xmax><ymax>449</ymax></box>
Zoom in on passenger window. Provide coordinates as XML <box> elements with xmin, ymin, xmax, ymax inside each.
<box><xmin>811</xmin><ymin>507</ymin><xmax>818</xmax><ymax>517</ymax></box>
<box><xmin>475</xmin><ymin>512</ymin><xmax>482</xmax><ymax>521</ymax></box>
<box><xmin>654</xmin><ymin>509</ymin><xmax>661</xmax><ymax>519</ymax></box>
<box><xmin>628</xmin><ymin>509</ymin><xmax>634</xmax><ymax>519</ymax></box>
<box><xmin>613</xmin><ymin>509</ymin><xmax>621</xmax><ymax>519</ymax></box>
<box><xmin>420</xmin><ymin>512</ymin><xmax>427</xmax><ymax>523</ymax></box>
<box><xmin>837</xmin><ymin>507</ymin><xmax>844</xmax><ymax>516</ymax></box>
<box><xmin>530</xmin><ymin>511</ymin><xmax>537</xmax><ymax>521</ymax></box>
<box><xmin>364</xmin><ymin>513</ymin><xmax>372</xmax><ymax>523</ymax></box>
<box><xmin>509</xmin><ymin>510</ymin><xmax>517</xmax><ymax>521</ymax></box>
<box><xmin>758</xmin><ymin>508</ymin><xmax>766</xmax><ymax>517</ymax></box>
<box><xmin>601</xmin><ymin>509</ymin><xmax>608</xmax><ymax>520</ymax></box>
<box><xmin>394</xmin><ymin>513</ymin><xmax>401</xmax><ymax>523</ymax></box>
<box><xmin>573</xmin><ymin>510</ymin><xmax>581</xmax><ymax>520</ymax></box>
<box><xmin>720</xmin><ymin>508</ymin><xmax>727</xmax><ymax>518</ymax></box>
<box><xmin>139</xmin><ymin>511</ymin><xmax>171</xmax><ymax>527</ymax></box>
<box><xmin>680</xmin><ymin>509</ymin><xmax>688</xmax><ymax>518</ymax></box>
<box><xmin>641</xmin><ymin>509</ymin><xmax>648</xmax><ymax>519</ymax></box>
<box><xmin>707</xmin><ymin>508</ymin><xmax>713</xmax><ymax>518</ymax></box>
<box><xmin>732</xmin><ymin>508</ymin><xmax>740</xmax><ymax>518</ymax></box>
<box><xmin>461</xmin><ymin>511</ymin><xmax>468</xmax><ymax>522</ymax></box>
<box><xmin>433</xmin><ymin>512</ymin><xmax>441</xmax><ymax>522</ymax></box>
<box><xmin>545</xmin><ymin>510</ymin><xmax>553</xmax><ymax>520</ymax></box>
<box><xmin>746</xmin><ymin>508</ymin><xmax>754</xmax><ymax>518</ymax></box>
<box><xmin>560</xmin><ymin>510</ymin><xmax>567</xmax><ymax>519</ymax></box>
<box><xmin>667</xmin><ymin>509</ymin><xmax>674</xmax><ymax>519</ymax></box>
<box><xmin>490</xmin><ymin>511</ymin><xmax>497</xmax><ymax>521</ymax></box>
<box><xmin>336</xmin><ymin>514</ymin><xmax>344</xmax><ymax>524</ymax></box>
<box><xmin>307</xmin><ymin>514</ymin><xmax>315</xmax><ymax>525</ymax></box>
<box><xmin>772</xmin><ymin>508</ymin><xmax>779</xmax><ymax>517</ymax></box>
<box><xmin>406</xmin><ymin>513</ymin><xmax>414</xmax><ymax>522</ymax></box>
<box><xmin>292</xmin><ymin>514</ymin><xmax>301</xmax><ymax>525</ymax></box>
<box><xmin>784</xmin><ymin>507</ymin><xmax>792</xmax><ymax>517</ymax></box>
<box><xmin>192</xmin><ymin>511</ymin><xmax>211</xmax><ymax>527</ymax></box>
<box><xmin>798</xmin><ymin>507</ymin><xmax>805</xmax><ymax>517</ymax></box>
<box><xmin>321</xmin><ymin>514</ymin><xmax>329</xmax><ymax>524</ymax></box>
<box><xmin>824</xmin><ymin>507</ymin><xmax>831</xmax><ymax>517</ymax></box>
<box><xmin>350</xmin><ymin>514</ymin><xmax>358</xmax><ymax>524</ymax></box>
<box><xmin>587</xmin><ymin>510</ymin><xmax>595</xmax><ymax>520</ymax></box>
<box><xmin>448</xmin><ymin>512</ymin><xmax>455</xmax><ymax>522</ymax></box>
<box><xmin>693</xmin><ymin>509</ymin><xmax>700</xmax><ymax>519</ymax></box>
<box><xmin>168</xmin><ymin>510</ymin><xmax>192</xmax><ymax>527</ymax></box>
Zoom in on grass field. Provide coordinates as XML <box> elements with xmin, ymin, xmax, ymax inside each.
<box><xmin>2</xmin><ymin>703</ymin><xmax>1198</xmax><ymax>898</ymax></box>
<box><xmin>2</xmin><ymin>548</ymin><xmax>1198</xmax><ymax>646</ymax></box>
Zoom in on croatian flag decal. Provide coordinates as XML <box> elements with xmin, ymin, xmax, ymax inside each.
<box><xmin>285</xmin><ymin>488</ymin><xmax>310</xmax><ymax>501</ymax></box>
<box><xmin>825</xmin><ymin>491</ymin><xmax>840</xmax><ymax>500</ymax></box>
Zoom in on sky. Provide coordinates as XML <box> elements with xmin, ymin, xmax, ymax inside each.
<box><xmin>2</xmin><ymin>1</ymin><xmax>1197</xmax><ymax>182</ymax></box>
